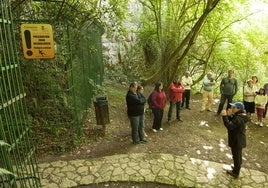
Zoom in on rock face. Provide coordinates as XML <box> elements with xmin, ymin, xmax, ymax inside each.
<box><xmin>102</xmin><ymin>0</ymin><xmax>141</xmax><ymax>65</ymax></box>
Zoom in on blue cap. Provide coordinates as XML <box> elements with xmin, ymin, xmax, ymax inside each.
<box><xmin>229</xmin><ymin>102</ymin><xmax>244</xmax><ymax>110</ymax></box>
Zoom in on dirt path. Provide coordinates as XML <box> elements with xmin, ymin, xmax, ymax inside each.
<box><xmin>38</xmin><ymin>83</ymin><xmax>268</xmax><ymax>175</ymax></box>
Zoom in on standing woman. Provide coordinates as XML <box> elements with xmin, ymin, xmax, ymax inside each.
<box><xmin>252</xmin><ymin>75</ymin><xmax>260</xmax><ymax>92</ymax></box>
<box><xmin>137</xmin><ymin>85</ymin><xmax>147</xmax><ymax>137</ymax></box>
<box><xmin>243</xmin><ymin>79</ymin><xmax>256</xmax><ymax>119</ymax></box>
<box><xmin>151</xmin><ymin>82</ymin><xmax>167</xmax><ymax>132</ymax></box>
<box><xmin>126</xmin><ymin>82</ymin><xmax>147</xmax><ymax>144</ymax></box>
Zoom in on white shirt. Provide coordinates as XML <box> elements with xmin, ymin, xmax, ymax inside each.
<box><xmin>243</xmin><ymin>85</ymin><xmax>256</xmax><ymax>102</ymax></box>
<box><xmin>181</xmin><ymin>76</ymin><xmax>193</xmax><ymax>90</ymax></box>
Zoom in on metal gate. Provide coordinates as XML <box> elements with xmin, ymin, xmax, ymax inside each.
<box><xmin>0</xmin><ymin>1</ymin><xmax>40</xmax><ymax>187</ymax></box>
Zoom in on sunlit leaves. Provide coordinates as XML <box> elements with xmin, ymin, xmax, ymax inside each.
<box><xmin>0</xmin><ymin>140</ymin><xmax>10</xmax><ymax>147</ymax></box>
<box><xmin>0</xmin><ymin>168</ymin><xmax>14</xmax><ymax>176</ymax></box>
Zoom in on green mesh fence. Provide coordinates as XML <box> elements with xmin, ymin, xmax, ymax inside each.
<box><xmin>0</xmin><ymin>1</ymin><xmax>41</xmax><ymax>187</ymax></box>
<box><xmin>17</xmin><ymin>21</ymin><xmax>104</xmax><ymax>153</ymax></box>
<box><xmin>13</xmin><ymin>5</ymin><xmax>104</xmax><ymax>154</ymax></box>
<box><xmin>1</xmin><ymin>0</ymin><xmax>104</xmax><ymax>186</ymax></box>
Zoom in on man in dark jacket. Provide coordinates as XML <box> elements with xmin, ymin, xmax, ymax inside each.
<box><xmin>221</xmin><ymin>102</ymin><xmax>250</xmax><ymax>178</ymax></box>
<box><xmin>126</xmin><ymin>82</ymin><xmax>147</xmax><ymax>144</ymax></box>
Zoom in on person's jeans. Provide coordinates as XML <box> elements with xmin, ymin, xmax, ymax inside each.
<box><xmin>128</xmin><ymin>115</ymin><xmax>145</xmax><ymax>143</ymax></box>
<box><xmin>152</xmin><ymin>108</ymin><xmax>164</xmax><ymax>130</ymax></box>
<box><xmin>139</xmin><ymin>114</ymin><xmax>145</xmax><ymax>136</ymax></box>
<box><xmin>217</xmin><ymin>94</ymin><xmax>233</xmax><ymax>114</ymax></box>
<box><xmin>168</xmin><ymin>101</ymin><xmax>181</xmax><ymax>121</ymax></box>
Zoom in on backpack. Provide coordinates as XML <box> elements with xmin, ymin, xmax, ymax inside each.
<box><xmin>147</xmin><ymin>92</ymin><xmax>153</xmax><ymax>109</ymax></box>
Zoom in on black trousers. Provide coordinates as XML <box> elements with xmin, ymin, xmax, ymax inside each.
<box><xmin>181</xmin><ymin>89</ymin><xmax>191</xmax><ymax>108</ymax></box>
<box><xmin>231</xmin><ymin>146</ymin><xmax>243</xmax><ymax>175</ymax></box>
<box><xmin>152</xmin><ymin>108</ymin><xmax>164</xmax><ymax>130</ymax></box>
<box><xmin>217</xmin><ymin>94</ymin><xmax>234</xmax><ymax>114</ymax></box>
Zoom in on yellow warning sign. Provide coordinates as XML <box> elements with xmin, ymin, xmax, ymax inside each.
<box><xmin>21</xmin><ymin>24</ymin><xmax>55</xmax><ymax>59</ymax></box>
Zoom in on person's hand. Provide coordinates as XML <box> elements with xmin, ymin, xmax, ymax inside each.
<box><xmin>221</xmin><ymin>109</ymin><xmax>227</xmax><ymax>116</ymax></box>
<box><xmin>227</xmin><ymin>108</ymin><xmax>232</xmax><ymax>115</ymax></box>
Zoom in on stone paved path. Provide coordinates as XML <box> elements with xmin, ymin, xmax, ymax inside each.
<box><xmin>39</xmin><ymin>153</ymin><xmax>268</xmax><ymax>188</ymax></box>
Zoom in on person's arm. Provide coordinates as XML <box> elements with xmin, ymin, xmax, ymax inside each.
<box><xmin>151</xmin><ymin>91</ymin><xmax>161</xmax><ymax>109</ymax></box>
<box><xmin>137</xmin><ymin>92</ymin><xmax>146</xmax><ymax>104</ymax></box>
<box><xmin>127</xmin><ymin>92</ymin><xmax>144</xmax><ymax>105</ymax></box>
<box><xmin>220</xmin><ymin>78</ymin><xmax>224</xmax><ymax>94</ymax></box>
<box><xmin>234</xmin><ymin>79</ymin><xmax>238</xmax><ymax>95</ymax></box>
<box><xmin>170</xmin><ymin>83</ymin><xmax>184</xmax><ymax>93</ymax></box>
<box><xmin>243</xmin><ymin>86</ymin><xmax>253</xmax><ymax>97</ymax></box>
<box><xmin>189</xmin><ymin>77</ymin><xmax>193</xmax><ymax>85</ymax></box>
<box><xmin>203</xmin><ymin>78</ymin><xmax>210</xmax><ymax>86</ymax></box>
<box><xmin>222</xmin><ymin>113</ymin><xmax>240</xmax><ymax>130</ymax></box>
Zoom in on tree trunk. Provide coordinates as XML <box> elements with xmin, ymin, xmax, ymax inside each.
<box><xmin>143</xmin><ymin>0</ymin><xmax>221</xmax><ymax>88</ymax></box>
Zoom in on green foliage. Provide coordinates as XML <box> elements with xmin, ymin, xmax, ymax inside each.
<box><xmin>113</xmin><ymin>0</ymin><xmax>268</xmax><ymax>93</ymax></box>
<box><xmin>0</xmin><ymin>168</ymin><xmax>14</xmax><ymax>176</ymax></box>
<box><xmin>0</xmin><ymin>141</ymin><xmax>15</xmax><ymax>176</ymax></box>
<box><xmin>0</xmin><ymin>140</ymin><xmax>10</xmax><ymax>147</ymax></box>
<box><xmin>12</xmin><ymin>0</ymin><xmax>106</xmax><ymax>154</ymax></box>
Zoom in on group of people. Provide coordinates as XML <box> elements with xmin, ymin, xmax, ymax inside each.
<box><xmin>125</xmin><ymin>71</ymin><xmax>194</xmax><ymax>142</ymax></box>
<box><xmin>125</xmin><ymin>69</ymin><xmax>267</xmax><ymax>179</ymax></box>
<box><xmin>243</xmin><ymin>76</ymin><xmax>268</xmax><ymax>127</ymax></box>
<box><xmin>200</xmin><ymin>70</ymin><xmax>267</xmax><ymax>178</ymax></box>
<box><xmin>202</xmin><ymin>70</ymin><xmax>268</xmax><ymax>127</ymax></box>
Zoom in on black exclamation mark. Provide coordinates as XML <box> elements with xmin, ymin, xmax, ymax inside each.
<box><xmin>24</xmin><ymin>30</ymin><xmax>33</xmax><ymax>56</ymax></box>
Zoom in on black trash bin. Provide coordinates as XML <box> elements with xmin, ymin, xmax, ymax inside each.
<box><xmin>94</xmin><ymin>96</ymin><xmax>110</xmax><ymax>125</ymax></box>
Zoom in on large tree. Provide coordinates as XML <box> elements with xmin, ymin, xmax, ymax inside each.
<box><xmin>136</xmin><ymin>0</ymin><xmax>221</xmax><ymax>87</ymax></box>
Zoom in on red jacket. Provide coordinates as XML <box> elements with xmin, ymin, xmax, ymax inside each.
<box><xmin>151</xmin><ymin>90</ymin><xmax>166</xmax><ymax>109</ymax></box>
<box><xmin>169</xmin><ymin>82</ymin><xmax>185</xmax><ymax>102</ymax></box>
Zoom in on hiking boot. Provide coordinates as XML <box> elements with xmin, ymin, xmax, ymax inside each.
<box><xmin>140</xmin><ymin>139</ymin><xmax>148</xmax><ymax>143</ymax></box>
<box><xmin>177</xmin><ymin>119</ymin><xmax>183</xmax><ymax>122</ymax></box>
<box><xmin>226</xmin><ymin>170</ymin><xmax>239</xmax><ymax>178</ymax></box>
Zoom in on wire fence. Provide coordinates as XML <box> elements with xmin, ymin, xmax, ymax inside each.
<box><xmin>1</xmin><ymin>1</ymin><xmax>104</xmax><ymax>187</ymax></box>
<box><xmin>17</xmin><ymin>20</ymin><xmax>104</xmax><ymax>154</ymax></box>
<box><xmin>0</xmin><ymin>0</ymin><xmax>40</xmax><ymax>187</ymax></box>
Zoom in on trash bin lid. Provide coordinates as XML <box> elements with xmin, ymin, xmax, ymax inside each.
<box><xmin>94</xmin><ymin>99</ymin><xmax>108</xmax><ymax>106</ymax></box>
<box><xmin>96</xmin><ymin>96</ymin><xmax>107</xmax><ymax>101</ymax></box>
